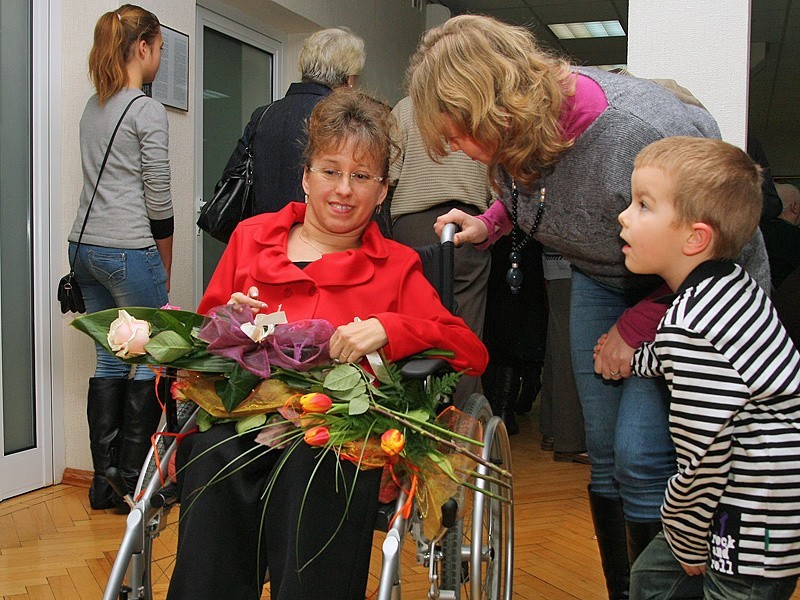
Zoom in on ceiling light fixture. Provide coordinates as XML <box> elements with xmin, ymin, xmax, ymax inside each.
<box><xmin>548</xmin><ymin>20</ymin><xmax>625</xmax><ymax>40</ymax></box>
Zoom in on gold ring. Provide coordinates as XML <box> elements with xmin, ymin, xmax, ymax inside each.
<box><xmin>610</xmin><ymin>370</ymin><xmax>620</xmax><ymax>376</ymax></box>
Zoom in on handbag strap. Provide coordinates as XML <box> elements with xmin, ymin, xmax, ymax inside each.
<box><xmin>69</xmin><ymin>94</ymin><xmax>147</xmax><ymax>270</ymax></box>
<box><xmin>244</xmin><ymin>102</ymin><xmax>273</xmax><ymax>155</ymax></box>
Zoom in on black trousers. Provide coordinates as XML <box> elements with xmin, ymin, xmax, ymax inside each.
<box><xmin>167</xmin><ymin>423</ymin><xmax>382</xmax><ymax>600</ymax></box>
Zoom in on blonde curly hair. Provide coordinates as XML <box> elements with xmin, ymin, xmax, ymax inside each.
<box><xmin>407</xmin><ymin>15</ymin><xmax>575</xmax><ymax>186</ymax></box>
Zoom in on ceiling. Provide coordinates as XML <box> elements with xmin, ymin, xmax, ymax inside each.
<box><xmin>433</xmin><ymin>0</ymin><xmax>800</xmax><ymax>177</ymax></box>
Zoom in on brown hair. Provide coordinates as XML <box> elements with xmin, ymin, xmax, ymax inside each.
<box><xmin>635</xmin><ymin>137</ymin><xmax>763</xmax><ymax>259</ymax></box>
<box><xmin>406</xmin><ymin>14</ymin><xmax>574</xmax><ymax>186</ymax></box>
<box><xmin>305</xmin><ymin>89</ymin><xmax>398</xmax><ymax>177</ymax></box>
<box><xmin>88</xmin><ymin>4</ymin><xmax>160</xmax><ymax>104</ymax></box>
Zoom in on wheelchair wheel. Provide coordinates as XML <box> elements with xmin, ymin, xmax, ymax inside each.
<box><xmin>439</xmin><ymin>393</ymin><xmax>513</xmax><ymax>600</ymax></box>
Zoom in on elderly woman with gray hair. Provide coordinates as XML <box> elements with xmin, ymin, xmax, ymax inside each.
<box><xmin>221</xmin><ymin>26</ymin><xmax>366</xmax><ymax>216</ymax></box>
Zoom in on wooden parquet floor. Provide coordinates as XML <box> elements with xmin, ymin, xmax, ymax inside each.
<box><xmin>3</xmin><ymin>413</ymin><xmax>796</xmax><ymax>599</ymax></box>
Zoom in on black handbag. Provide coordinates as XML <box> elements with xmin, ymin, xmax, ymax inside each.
<box><xmin>197</xmin><ymin>103</ymin><xmax>272</xmax><ymax>243</ymax></box>
<box><xmin>59</xmin><ymin>94</ymin><xmax>145</xmax><ymax>314</ymax></box>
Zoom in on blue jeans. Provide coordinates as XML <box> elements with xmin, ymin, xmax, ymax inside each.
<box><xmin>570</xmin><ymin>270</ymin><xmax>676</xmax><ymax>521</ymax></box>
<box><xmin>69</xmin><ymin>243</ymin><xmax>168</xmax><ymax>380</ymax></box>
<box><xmin>631</xmin><ymin>532</ymin><xmax>799</xmax><ymax>600</ymax></box>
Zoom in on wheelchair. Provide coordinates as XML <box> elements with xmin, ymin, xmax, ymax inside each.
<box><xmin>101</xmin><ymin>224</ymin><xmax>514</xmax><ymax>600</ymax></box>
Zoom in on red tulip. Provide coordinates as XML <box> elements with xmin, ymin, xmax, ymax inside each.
<box><xmin>380</xmin><ymin>429</ymin><xmax>405</xmax><ymax>456</ymax></box>
<box><xmin>304</xmin><ymin>426</ymin><xmax>330</xmax><ymax>446</ymax></box>
<box><xmin>299</xmin><ymin>392</ymin><xmax>333</xmax><ymax>414</ymax></box>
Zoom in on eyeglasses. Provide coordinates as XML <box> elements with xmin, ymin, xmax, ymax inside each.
<box><xmin>308</xmin><ymin>166</ymin><xmax>386</xmax><ymax>186</ymax></box>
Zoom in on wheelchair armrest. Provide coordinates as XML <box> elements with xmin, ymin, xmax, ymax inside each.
<box><xmin>400</xmin><ymin>357</ymin><xmax>450</xmax><ymax>380</ymax></box>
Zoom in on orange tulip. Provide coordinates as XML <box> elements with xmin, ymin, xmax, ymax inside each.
<box><xmin>304</xmin><ymin>425</ymin><xmax>330</xmax><ymax>446</ymax></box>
<box><xmin>299</xmin><ymin>392</ymin><xmax>333</xmax><ymax>414</ymax></box>
<box><xmin>380</xmin><ymin>429</ymin><xmax>405</xmax><ymax>456</ymax></box>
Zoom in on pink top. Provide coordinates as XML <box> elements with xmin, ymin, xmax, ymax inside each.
<box><xmin>477</xmin><ymin>73</ymin><xmax>608</xmax><ymax>244</ymax></box>
<box><xmin>476</xmin><ymin>73</ymin><xmax>666</xmax><ymax>348</ymax></box>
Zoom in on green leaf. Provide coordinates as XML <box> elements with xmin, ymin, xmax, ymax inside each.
<box><xmin>216</xmin><ymin>365</ymin><xmax>261</xmax><ymax>412</ymax></box>
<box><xmin>236</xmin><ymin>413</ymin><xmax>267</xmax><ymax>434</ymax></box>
<box><xmin>428</xmin><ymin>451</ymin><xmax>459</xmax><ymax>482</ymax></box>
<box><xmin>331</xmin><ymin>381</ymin><xmax>367</xmax><ymax>402</ymax></box>
<box><xmin>348</xmin><ymin>395</ymin><xmax>370</xmax><ymax>415</ymax></box>
<box><xmin>196</xmin><ymin>409</ymin><xmax>216</xmax><ymax>432</ymax></box>
<box><xmin>323</xmin><ymin>364</ymin><xmax>363</xmax><ymax>391</ymax></box>
<box><xmin>145</xmin><ymin>331</ymin><xmax>193</xmax><ymax>363</ymax></box>
<box><xmin>405</xmin><ymin>409</ymin><xmax>431</xmax><ymax>423</ymax></box>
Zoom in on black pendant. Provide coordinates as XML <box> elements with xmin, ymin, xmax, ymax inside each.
<box><xmin>506</xmin><ymin>250</ymin><xmax>523</xmax><ymax>294</ymax></box>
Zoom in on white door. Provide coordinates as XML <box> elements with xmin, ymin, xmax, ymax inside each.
<box><xmin>194</xmin><ymin>7</ymin><xmax>282</xmax><ymax>305</ymax></box>
<box><xmin>0</xmin><ymin>0</ymin><xmax>56</xmax><ymax>500</ymax></box>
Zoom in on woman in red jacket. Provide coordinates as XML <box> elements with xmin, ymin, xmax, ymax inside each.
<box><xmin>167</xmin><ymin>89</ymin><xmax>488</xmax><ymax>600</ymax></box>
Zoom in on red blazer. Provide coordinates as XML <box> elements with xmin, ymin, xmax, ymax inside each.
<box><xmin>199</xmin><ymin>203</ymin><xmax>488</xmax><ymax>375</ymax></box>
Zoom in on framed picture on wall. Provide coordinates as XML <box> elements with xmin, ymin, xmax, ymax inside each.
<box><xmin>143</xmin><ymin>24</ymin><xmax>189</xmax><ymax>111</ymax></box>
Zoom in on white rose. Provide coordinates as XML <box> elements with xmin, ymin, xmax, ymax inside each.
<box><xmin>107</xmin><ymin>310</ymin><xmax>151</xmax><ymax>358</ymax></box>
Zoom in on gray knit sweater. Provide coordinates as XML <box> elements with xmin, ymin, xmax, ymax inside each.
<box><xmin>69</xmin><ymin>87</ymin><xmax>172</xmax><ymax>249</ymax></box>
<box><xmin>501</xmin><ymin>67</ymin><xmax>769</xmax><ymax>290</ymax></box>
<box><xmin>389</xmin><ymin>96</ymin><xmax>491</xmax><ymax>219</ymax></box>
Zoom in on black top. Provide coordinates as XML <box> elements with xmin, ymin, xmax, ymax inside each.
<box><xmin>762</xmin><ymin>217</ymin><xmax>800</xmax><ymax>289</ymax></box>
<box><xmin>224</xmin><ymin>81</ymin><xmax>332</xmax><ymax>215</ymax></box>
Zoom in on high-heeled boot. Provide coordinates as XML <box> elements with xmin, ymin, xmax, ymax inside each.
<box><xmin>117</xmin><ymin>378</ymin><xmax>165</xmax><ymax>496</ymax></box>
<box><xmin>588</xmin><ymin>487</ymin><xmax>630</xmax><ymax>599</ymax></box>
<box><xmin>489</xmin><ymin>365</ymin><xmax>520</xmax><ymax>435</ymax></box>
<box><xmin>516</xmin><ymin>359</ymin><xmax>543</xmax><ymax>414</ymax></box>
<box><xmin>86</xmin><ymin>377</ymin><xmax>127</xmax><ymax>509</ymax></box>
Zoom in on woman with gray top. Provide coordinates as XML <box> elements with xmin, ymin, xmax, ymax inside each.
<box><xmin>408</xmin><ymin>15</ymin><xmax>770</xmax><ymax>599</ymax></box>
<box><xmin>68</xmin><ymin>4</ymin><xmax>172</xmax><ymax>510</ymax></box>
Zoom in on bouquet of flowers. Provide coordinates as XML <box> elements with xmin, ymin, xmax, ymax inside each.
<box><xmin>72</xmin><ymin>304</ymin><xmax>509</xmax><ymax>537</ymax></box>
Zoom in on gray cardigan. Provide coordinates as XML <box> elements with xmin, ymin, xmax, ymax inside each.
<box><xmin>69</xmin><ymin>87</ymin><xmax>172</xmax><ymax>249</ymax></box>
<box><xmin>501</xmin><ymin>67</ymin><xmax>769</xmax><ymax>290</ymax></box>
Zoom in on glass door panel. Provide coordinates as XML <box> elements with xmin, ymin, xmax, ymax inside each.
<box><xmin>201</xmin><ymin>25</ymin><xmax>273</xmax><ymax>290</ymax></box>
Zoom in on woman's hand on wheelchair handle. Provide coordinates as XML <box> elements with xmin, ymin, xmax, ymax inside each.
<box><xmin>434</xmin><ymin>208</ymin><xmax>488</xmax><ymax>247</ymax></box>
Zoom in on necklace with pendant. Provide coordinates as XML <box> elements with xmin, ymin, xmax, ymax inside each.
<box><xmin>506</xmin><ymin>178</ymin><xmax>546</xmax><ymax>294</ymax></box>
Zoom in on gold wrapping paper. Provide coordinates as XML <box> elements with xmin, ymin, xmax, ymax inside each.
<box><xmin>177</xmin><ymin>370</ymin><xmax>295</xmax><ymax>418</ymax></box>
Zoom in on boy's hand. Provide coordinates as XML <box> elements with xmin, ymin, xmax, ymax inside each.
<box><xmin>593</xmin><ymin>334</ymin><xmax>609</xmax><ymax>358</ymax></box>
<box><xmin>680</xmin><ymin>562</ymin><xmax>706</xmax><ymax>577</ymax></box>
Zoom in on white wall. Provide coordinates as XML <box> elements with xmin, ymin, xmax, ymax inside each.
<box><xmin>58</xmin><ymin>0</ymin><xmax>425</xmax><ymax>472</ymax></box>
<box><xmin>222</xmin><ymin>0</ymin><xmax>426</xmax><ymax>104</ymax></box>
<box><xmin>627</xmin><ymin>0</ymin><xmax>751</xmax><ymax>148</ymax></box>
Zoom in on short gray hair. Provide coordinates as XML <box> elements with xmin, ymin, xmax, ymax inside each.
<box><xmin>299</xmin><ymin>27</ymin><xmax>365</xmax><ymax>88</ymax></box>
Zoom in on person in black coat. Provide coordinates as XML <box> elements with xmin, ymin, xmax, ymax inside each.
<box><xmin>223</xmin><ymin>27</ymin><xmax>365</xmax><ymax>215</ymax></box>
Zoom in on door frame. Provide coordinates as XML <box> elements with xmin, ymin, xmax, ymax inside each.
<box><xmin>0</xmin><ymin>0</ymin><xmax>61</xmax><ymax>501</ymax></box>
<box><xmin>193</xmin><ymin>6</ymin><xmax>284</xmax><ymax>307</ymax></box>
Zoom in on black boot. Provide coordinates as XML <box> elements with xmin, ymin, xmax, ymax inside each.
<box><xmin>516</xmin><ymin>359</ymin><xmax>543</xmax><ymax>414</ymax></box>
<box><xmin>117</xmin><ymin>378</ymin><xmax>165</xmax><ymax>496</ymax></box>
<box><xmin>86</xmin><ymin>377</ymin><xmax>127</xmax><ymax>509</ymax></box>
<box><xmin>588</xmin><ymin>487</ymin><xmax>630</xmax><ymax>600</ymax></box>
<box><xmin>489</xmin><ymin>366</ymin><xmax>520</xmax><ymax>435</ymax></box>
<box><xmin>626</xmin><ymin>520</ymin><xmax>662</xmax><ymax>566</ymax></box>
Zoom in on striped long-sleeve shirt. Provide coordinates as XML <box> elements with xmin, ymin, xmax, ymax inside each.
<box><xmin>633</xmin><ymin>259</ymin><xmax>800</xmax><ymax>577</ymax></box>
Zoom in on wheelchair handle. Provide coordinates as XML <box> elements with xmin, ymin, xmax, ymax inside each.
<box><xmin>440</xmin><ymin>222</ymin><xmax>458</xmax><ymax>245</ymax></box>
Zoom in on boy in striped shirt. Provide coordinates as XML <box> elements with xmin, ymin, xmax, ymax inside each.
<box><xmin>613</xmin><ymin>136</ymin><xmax>800</xmax><ymax>599</ymax></box>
